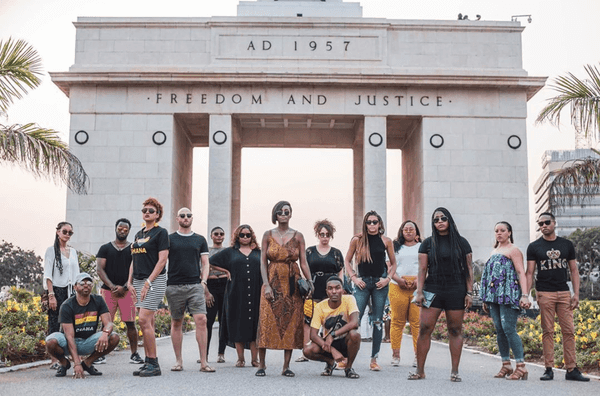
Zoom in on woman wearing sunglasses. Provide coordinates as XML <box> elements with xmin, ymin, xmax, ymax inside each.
<box><xmin>410</xmin><ymin>207</ymin><xmax>473</xmax><ymax>382</ymax></box>
<box><xmin>256</xmin><ymin>200</ymin><xmax>312</xmax><ymax>377</ymax></box>
<box><xmin>128</xmin><ymin>197</ymin><xmax>169</xmax><ymax>377</ymax></box>
<box><xmin>43</xmin><ymin>221</ymin><xmax>80</xmax><ymax>369</ymax></box>
<box><xmin>296</xmin><ymin>219</ymin><xmax>345</xmax><ymax>363</ymax></box>
<box><xmin>344</xmin><ymin>210</ymin><xmax>397</xmax><ymax>372</ymax></box>
<box><xmin>206</xmin><ymin>226</ymin><xmax>229</xmax><ymax>364</ymax></box>
<box><xmin>209</xmin><ymin>225</ymin><xmax>262</xmax><ymax>368</ymax></box>
<box><xmin>480</xmin><ymin>221</ymin><xmax>530</xmax><ymax>380</ymax></box>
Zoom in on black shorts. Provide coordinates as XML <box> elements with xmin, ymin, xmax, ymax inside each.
<box><xmin>428</xmin><ymin>288</ymin><xmax>466</xmax><ymax>311</ymax></box>
<box><xmin>323</xmin><ymin>337</ymin><xmax>349</xmax><ymax>359</ymax></box>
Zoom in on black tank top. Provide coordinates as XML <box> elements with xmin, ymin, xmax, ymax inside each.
<box><xmin>358</xmin><ymin>233</ymin><xmax>386</xmax><ymax>278</ymax></box>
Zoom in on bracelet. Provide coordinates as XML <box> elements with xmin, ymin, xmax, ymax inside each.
<box><xmin>466</xmin><ymin>291</ymin><xmax>473</xmax><ymax>296</ymax></box>
<box><xmin>102</xmin><ymin>329</ymin><xmax>111</xmax><ymax>334</ymax></box>
<box><xmin>48</xmin><ymin>292</ymin><xmax>55</xmax><ymax>296</ymax></box>
<box><xmin>521</xmin><ymin>294</ymin><xmax>529</xmax><ymax>298</ymax></box>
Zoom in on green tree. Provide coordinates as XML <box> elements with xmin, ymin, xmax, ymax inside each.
<box><xmin>0</xmin><ymin>241</ymin><xmax>43</xmax><ymax>290</ymax></box>
<box><xmin>0</xmin><ymin>37</ymin><xmax>88</xmax><ymax>194</ymax></box>
<box><xmin>567</xmin><ymin>227</ymin><xmax>600</xmax><ymax>300</ymax></box>
<box><xmin>536</xmin><ymin>64</ymin><xmax>600</xmax><ymax>211</ymax></box>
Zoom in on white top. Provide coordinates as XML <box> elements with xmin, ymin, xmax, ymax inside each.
<box><xmin>43</xmin><ymin>246</ymin><xmax>80</xmax><ymax>293</ymax></box>
<box><xmin>391</xmin><ymin>243</ymin><xmax>421</xmax><ymax>283</ymax></box>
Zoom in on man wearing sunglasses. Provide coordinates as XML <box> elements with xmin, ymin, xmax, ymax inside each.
<box><xmin>525</xmin><ymin>212</ymin><xmax>589</xmax><ymax>382</ymax></box>
<box><xmin>45</xmin><ymin>272</ymin><xmax>120</xmax><ymax>378</ymax></box>
<box><xmin>96</xmin><ymin>218</ymin><xmax>143</xmax><ymax>365</ymax></box>
<box><xmin>165</xmin><ymin>208</ymin><xmax>215</xmax><ymax>372</ymax></box>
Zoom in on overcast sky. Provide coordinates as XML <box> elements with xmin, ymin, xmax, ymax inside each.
<box><xmin>1</xmin><ymin>0</ymin><xmax>599</xmax><ymax>259</ymax></box>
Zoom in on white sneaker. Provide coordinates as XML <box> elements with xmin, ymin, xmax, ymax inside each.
<box><xmin>94</xmin><ymin>356</ymin><xmax>106</xmax><ymax>364</ymax></box>
<box><xmin>391</xmin><ymin>357</ymin><xmax>400</xmax><ymax>367</ymax></box>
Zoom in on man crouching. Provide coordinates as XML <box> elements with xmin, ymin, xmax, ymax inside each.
<box><xmin>46</xmin><ymin>273</ymin><xmax>120</xmax><ymax>378</ymax></box>
<box><xmin>303</xmin><ymin>276</ymin><xmax>361</xmax><ymax>378</ymax></box>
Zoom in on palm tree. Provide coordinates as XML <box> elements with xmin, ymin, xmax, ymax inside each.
<box><xmin>0</xmin><ymin>37</ymin><xmax>88</xmax><ymax>194</ymax></box>
<box><xmin>536</xmin><ymin>64</ymin><xmax>600</xmax><ymax>211</ymax></box>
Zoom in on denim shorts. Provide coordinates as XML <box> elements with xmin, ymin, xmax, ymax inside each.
<box><xmin>46</xmin><ymin>331</ymin><xmax>110</xmax><ymax>355</ymax></box>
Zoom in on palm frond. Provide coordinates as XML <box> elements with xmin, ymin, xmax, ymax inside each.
<box><xmin>0</xmin><ymin>123</ymin><xmax>88</xmax><ymax>194</ymax></box>
<box><xmin>536</xmin><ymin>63</ymin><xmax>600</xmax><ymax>140</ymax></box>
<box><xmin>548</xmin><ymin>157</ymin><xmax>600</xmax><ymax>212</ymax></box>
<box><xmin>0</xmin><ymin>37</ymin><xmax>43</xmax><ymax>113</ymax></box>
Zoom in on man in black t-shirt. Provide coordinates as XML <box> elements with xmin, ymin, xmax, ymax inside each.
<box><xmin>526</xmin><ymin>212</ymin><xmax>589</xmax><ymax>382</ymax></box>
<box><xmin>96</xmin><ymin>218</ymin><xmax>143</xmax><ymax>364</ymax></box>
<box><xmin>45</xmin><ymin>273</ymin><xmax>120</xmax><ymax>378</ymax></box>
<box><xmin>165</xmin><ymin>207</ymin><xmax>214</xmax><ymax>372</ymax></box>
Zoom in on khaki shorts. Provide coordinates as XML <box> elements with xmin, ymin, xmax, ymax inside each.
<box><xmin>166</xmin><ymin>283</ymin><xmax>206</xmax><ymax>320</ymax></box>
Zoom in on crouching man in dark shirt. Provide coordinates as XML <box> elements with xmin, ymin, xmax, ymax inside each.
<box><xmin>303</xmin><ymin>276</ymin><xmax>361</xmax><ymax>378</ymax></box>
<box><xmin>45</xmin><ymin>272</ymin><xmax>120</xmax><ymax>378</ymax></box>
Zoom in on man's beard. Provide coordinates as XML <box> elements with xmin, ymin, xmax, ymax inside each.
<box><xmin>116</xmin><ymin>234</ymin><xmax>128</xmax><ymax>241</ymax></box>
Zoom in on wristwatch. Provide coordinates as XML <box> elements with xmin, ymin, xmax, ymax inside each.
<box><xmin>330</xmin><ymin>330</ymin><xmax>336</xmax><ymax>338</ymax></box>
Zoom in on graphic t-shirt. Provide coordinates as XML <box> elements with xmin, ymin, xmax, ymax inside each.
<box><xmin>526</xmin><ymin>236</ymin><xmax>576</xmax><ymax>292</ymax></box>
<box><xmin>311</xmin><ymin>295</ymin><xmax>359</xmax><ymax>340</ymax></box>
<box><xmin>59</xmin><ymin>294</ymin><xmax>109</xmax><ymax>339</ymax></box>
<box><xmin>167</xmin><ymin>232</ymin><xmax>209</xmax><ymax>285</ymax></box>
<box><xmin>131</xmin><ymin>226</ymin><xmax>169</xmax><ymax>279</ymax></box>
<box><xmin>96</xmin><ymin>242</ymin><xmax>132</xmax><ymax>290</ymax></box>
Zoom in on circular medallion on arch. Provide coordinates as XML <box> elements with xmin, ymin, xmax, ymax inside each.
<box><xmin>152</xmin><ymin>131</ymin><xmax>167</xmax><ymax>146</ymax></box>
<box><xmin>430</xmin><ymin>134</ymin><xmax>444</xmax><ymax>148</ymax></box>
<box><xmin>212</xmin><ymin>130</ymin><xmax>228</xmax><ymax>145</ymax></box>
<box><xmin>74</xmin><ymin>130</ymin><xmax>89</xmax><ymax>145</ymax></box>
<box><xmin>507</xmin><ymin>135</ymin><xmax>521</xmax><ymax>149</ymax></box>
<box><xmin>368</xmin><ymin>132</ymin><xmax>383</xmax><ymax>147</ymax></box>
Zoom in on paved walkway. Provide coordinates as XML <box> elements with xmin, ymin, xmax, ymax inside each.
<box><xmin>1</xmin><ymin>329</ymin><xmax>597</xmax><ymax>395</ymax></box>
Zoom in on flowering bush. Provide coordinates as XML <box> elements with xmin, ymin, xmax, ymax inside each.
<box><xmin>0</xmin><ymin>287</ymin><xmax>195</xmax><ymax>365</ymax></box>
<box><xmin>426</xmin><ymin>300</ymin><xmax>600</xmax><ymax>372</ymax></box>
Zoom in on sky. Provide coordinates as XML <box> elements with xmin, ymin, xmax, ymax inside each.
<box><xmin>1</xmin><ymin>0</ymin><xmax>599</xmax><ymax>259</ymax></box>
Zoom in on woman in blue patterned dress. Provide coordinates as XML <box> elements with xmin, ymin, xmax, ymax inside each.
<box><xmin>480</xmin><ymin>221</ymin><xmax>531</xmax><ymax>380</ymax></box>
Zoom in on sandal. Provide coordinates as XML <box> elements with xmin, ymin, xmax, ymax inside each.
<box><xmin>345</xmin><ymin>367</ymin><xmax>360</xmax><ymax>379</ymax></box>
<box><xmin>200</xmin><ymin>365</ymin><xmax>215</xmax><ymax>373</ymax></box>
<box><xmin>255</xmin><ymin>368</ymin><xmax>266</xmax><ymax>377</ymax></box>
<box><xmin>450</xmin><ymin>372</ymin><xmax>462</xmax><ymax>382</ymax></box>
<box><xmin>407</xmin><ymin>371</ymin><xmax>425</xmax><ymax>380</ymax></box>
<box><xmin>506</xmin><ymin>363</ymin><xmax>528</xmax><ymax>380</ymax></box>
<box><xmin>81</xmin><ymin>361</ymin><xmax>103</xmax><ymax>376</ymax></box>
<box><xmin>321</xmin><ymin>361</ymin><xmax>337</xmax><ymax>376</ymax></box>
<box><xmin>282</xmin><ymin>368</ymin><xmax>295</xmax><ymax>377</ymax></box>
<box><xmin>217</xmin><ymin>355</ymin><xmax>226</xmax><ymax>363</ymax></box>
<box><xmin>369</xmin><ymin>361</ymin><xmax>381</xmax><ymax>371</ymax></box>
<box><xmin>494</xmin><ymin>363</ymin><xmax>513</xmax><ymax>378</ymax></box>
<box><xmin>235</xmin><ymin>360</ymin><xmax>245</xmax><ymax>367</ymax></box>
<box><xmin>295</xmin><ymin>355</ymin><xmax>309</xmax><ymax>362</ymax></box>
<box><xmin>171</xmin><ymin>365</ymin><xmax>184</xmax><ymax>371</ymax></box>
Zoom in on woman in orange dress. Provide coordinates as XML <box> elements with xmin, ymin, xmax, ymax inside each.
<box><xmin>256</xmin><ymin>201</ymin><xmax>312</xmax><ymax>377</ymax></box>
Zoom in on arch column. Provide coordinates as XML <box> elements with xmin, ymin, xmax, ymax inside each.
<box><xmin>363</xmin><ymin>116</ymin><xmax>387</xmax><ymax>226</ymax></box>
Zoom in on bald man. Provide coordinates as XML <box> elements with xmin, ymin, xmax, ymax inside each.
<box><xmin>165</xmin><ymin>208</ymin><xmax>215</xmax><ymax>373</ymax></box>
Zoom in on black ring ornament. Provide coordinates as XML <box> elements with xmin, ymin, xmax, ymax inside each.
<box><xmin>368</xmin><ymin>132</ymin><xmax>383</xmax><ymax>147</ymax></box>
<box><xmin>74</xmin><ymin>130</ymin><xmax>89</xmax><ymax>145</ymax></box>
<box><xmin>213</xmin><ymin>130</ymin><xmax>227</xmax><ymax>145</ymax></box>
<box><xmin>152</xmin><ymin>131</ymin><xmax>167</xmax><ymax>146</ymax></box>
<box><xmin>430</xmin><ymin>134</ymin><xmax>444</xmax><ymax>148</ymax></box>
<box><xmin>507</xmin><ymin>135</ymin><xmax>521</xmax><ymax>149</ymax></box>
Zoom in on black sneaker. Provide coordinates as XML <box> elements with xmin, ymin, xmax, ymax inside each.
<box><xmin>81</xmin><ymin>361</ymin><xmax>103</xmax><ymax>376</ymax></box>
<box><xmin>565</xmin><ymin>367</ymin><xmax>590</xmax><ymax>382</ymax></box>
<box><xmin>133</xmin><ymin>363</ymin><xmax>148</xmax><ymax>376</ymax></box>
<box><xmin>139</xmin><ymin>361</ymin><xmax>161</xmax><ymax>377</ymax></box>
<box><xmin>130</xmin><ymin>352</ymin><xmax>144</xmax><ymax>364</ymax></box>
<box><xmin>55</xmin><ymin>360</ymin><xmax>71</xmax><ymax>377</ymax></box>
<box><xmin>540</xmin><ymin>367</ymin><xmax>554</xmax><ymax>381</ymax></box>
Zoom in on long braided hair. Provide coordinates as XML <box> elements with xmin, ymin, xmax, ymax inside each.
<box><xmin>428</xmin><ymin>208</ymin><xmax>469</xmax><ymax>283</ymax></box>
<box><xmin>53</xmin><ymin>222</ymin><xmax>73</xmax><ymax>275</ymax></box>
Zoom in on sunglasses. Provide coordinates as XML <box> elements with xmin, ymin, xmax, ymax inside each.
<box><xmin>537</xmin><ymin>220</ymin><xmax>552</xmax><ymax>227</ymax></box>
<box><xmin>318</xmin><ymin>232</ymin><xmax>330</xmax><ymax>238</ymax></box>
<box><xmin>433</xmin><ymin>216</ymin><xmax>448</xmax><ymax>223</ymax></box>
<box><xmin>276</xmin><ymin>210</ymin><xmax>290</xmax><ymax>216</ymax></box>
<box><xmin>141</xmin><ymin>208</ymin><xmax>157</xmax><ymax>214</ymax></box>
<box><xmin>365</xmin><ymin>220</ymin><xmax>379</xmax><ymax>225</ymax></box>
<box><xmin>61</xmin><ymin>230</ymin><xmax>74</xmax><ymax>236</ymax></box>
<box><xmin>239</xmin><ymin>233</ymin><xmax>252</xmax><ymax>238</ymax></box>
<box><xmin>213</xmin><ymin>232</ymin><xmax>224</xmax><ymax>237</ymax></box>
<box><xmin>78</xmin><ymin>280</ymin><xmax>93</xmax><ymax>286</ymax></box>
<box><xmin>179</xmin><ymin>213</ymin><xmax>192</xmax><ymax>218</ymax></box>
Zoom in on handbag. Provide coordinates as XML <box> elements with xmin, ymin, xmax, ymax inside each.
<box><xmin>40</xmin><ymin>290</ymin><xmax>49</xmax><ymax>313</ymax></box>
<box><xmin>297</xmin><ymin>278</ymin><xmax>311</xmax><ymax>299</ymax></box>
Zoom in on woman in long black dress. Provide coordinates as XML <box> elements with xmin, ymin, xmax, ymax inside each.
<box><xmin>210</xmin><ymin>224</ymin><xmax>262</xmax><ymax>367</ymax></box>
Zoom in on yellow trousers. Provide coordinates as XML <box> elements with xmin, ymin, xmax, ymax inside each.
<box><xmin>388</xmin><ymin>280</ymin><xmax>420</xmax><ymax>352</ymax></box>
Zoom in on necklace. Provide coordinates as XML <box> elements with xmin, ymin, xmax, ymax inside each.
<box><xmin>276</xmin><ymin>229</ymin><xmax>290</xmax><ymax>243</ymax></box>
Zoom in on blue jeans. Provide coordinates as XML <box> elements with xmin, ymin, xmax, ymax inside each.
<box><xmin>488</xmin><ymin>303</ymin><xmax>524</xmax><ymax>362</ymax></box>
<box><xmin>354</xmin><ymin>276</ymin><xmax>389</xmax><ymax>358</ymax></box>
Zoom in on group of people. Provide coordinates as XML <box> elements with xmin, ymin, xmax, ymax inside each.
<box><xmin>42</xmin><ymin>199</ymin><xmax>590</xmax><ymax>382</ymax></box>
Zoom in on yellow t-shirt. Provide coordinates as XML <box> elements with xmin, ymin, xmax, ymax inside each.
<box><xmin>310</xmin><ymin>295</ymin><xmax>359</xmax><ymax>339</ymax></box>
